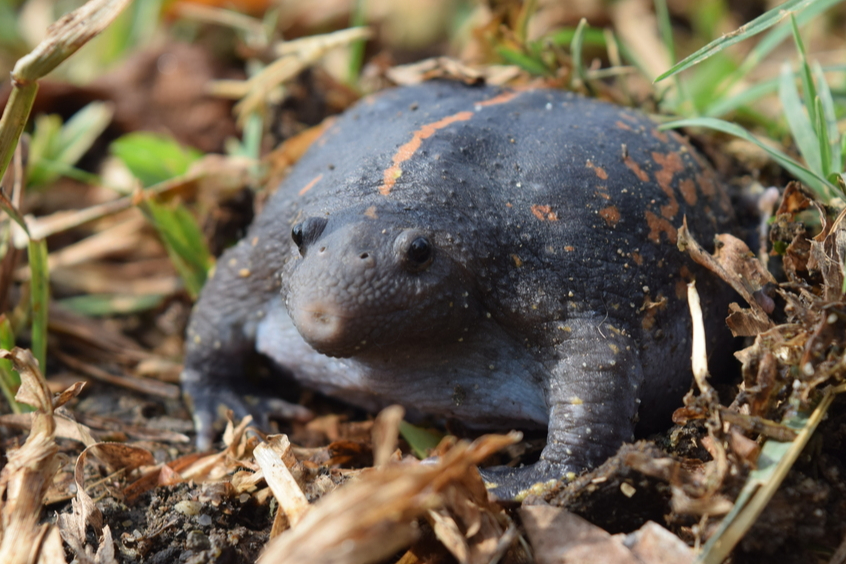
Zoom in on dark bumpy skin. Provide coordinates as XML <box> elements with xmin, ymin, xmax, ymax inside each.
<box><xmin>183</xmin><ymin>81</ymin><xmax>734</xmax><ymax>498</ymax></box>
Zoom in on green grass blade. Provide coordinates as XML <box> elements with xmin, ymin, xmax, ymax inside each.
<box><xmin>654</xmin><ymin>0</ymin><xmax>676</xmax><ymax>63</ymax></box>
<box><xmin>701</xmin><ymin>0</ymin><xmax>843</xmax><ymax>116</ymax></box>
<box><xmin>27</xmin><ymin>113</ymin><xmax>62</xmax><ymax>186</ymax></box>
<box><xmin>705</xmin><ymin>64</ymin><xmax>846</xmax><ymax>119</ymax></box>
<box><xmin>0</xmin><ymin>315</ymin><xmax>22</xmax><ymax>414</ymax></box>
<box><xmin>655</xmin><ymin>0</ymin><xmax>816</xmax><ymax>83</ymax></box>
<box><xmin>661</xmin><ymin>116</ymin><xmax>835</xmax><ymax>199</ymax></box>
<box><xmin>28</xmin><ymin>103</ymin><xmax>110</xmax><ymax>186</ymax></box>
<box><xmin>54</xmin><ymin>102</ymin><xmax>114</xmax><ymax>173</ymax></box>
<box><xmin>570</xmin><ymin>18</ymin><xmax>589</xmax><ymax>88</ymax></box>
<box><xmin>111</xmin><ymin>132</ymin><xmax>203</xmax><ymax>187</ymax></box>
<box><xmin>813</xmin><ymin>62</ymin><xmax>841</xmax><ymax>174</ymax></box>
<box><xmin>143</xmin><ymin>199</ymin><xmax>212</xmax><ymax>299</ymax></box>
<box><xmin>789</xmin><ymin>15</ymin><xmax>817</xmax><ymax>128</ymax></box>
<box><xmin>685</xmin><ymin>53</ymin><xmax>737</xmax><ymax>114</ymax></box>
<box><xmin>28</xmin><ymin>159</ymin><xmax>101</xmax><ymax>186</ymax></box>
<box><xmin>515</xmin><ymin>0</ymin><xmax>537</xmax><ymax>44</ymax></box>
<box><xmin>398</xmin><ymin>421</ymin><xmax>443</xmax><ymax>459</ymax></box>
<box><xmin>28</xmin><ymin>238</ymin><xmax>49</xmax><ymax>374</ymax></box>
<box><xmin>779</xmin><ymin>61</ymin><xmax>822</xmax><ymax>176</ymax></box>
<box><xmin>242</xmin><ymin>112</ymin><xmax>263</xmax><ymax>161</ymax></box>
<box><xmin>543</xmin><ymin>27</ymin><xmax>608</xmax><ymax>48</ymax></box>
<box><xmin>735</xmin><ymin>0</ymin><xmax>842</xmax><ymax>79</ymax></box>
<box><xmin>0</xmin><ymin>80</ymin><xmax>39</xmax><ymax>186</ymax></box>
<box><xmin>0</xmin><ymin>186</ymin><xmax>29</xmax><ymax>235</ymax></box>
<box><xmin>59</xmin><ymin>294</ymin><xmax>165</xmax><ymax>317</ymax></box>
<box><xmin>111</xmin><ymin>133</ymin><xmax>212</xmax><ymax>297</ymax></box>
<box><xmin>814</xmin><ymin>97</ymin><xmax>832</xmax><ymax>178</ymax></box>
<box><xmin>347</xmin><ymin>0</ymin><xmax>367</xmax><ymax>85</ymax></box>
<box><xmin>496</xmin><ymin>46</ymin><xmax>551</xmax><ymax>76</ymax></box>
<box><xmin>704</xmin><ymin>77</ymin><xmax>779</xmax><ymax>118</ymax></box>
<box><xmin>0</xmin><ymin>2</ymin><xmax>24</xmax><ymax>50</ymax></box>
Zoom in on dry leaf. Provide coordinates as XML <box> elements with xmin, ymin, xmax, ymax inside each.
<box><xmin>521</xmin><ymin>505</ymin><xmax>639</xmax><ymax>564</ymax></box>
<box><xmin>259</xmin><ymin>433</ymin><xmax>520</xmax><ymax>564</ymax></box>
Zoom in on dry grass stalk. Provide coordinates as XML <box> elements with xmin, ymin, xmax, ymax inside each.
<box><xmin>0</xmin><ymin>348</ymin><xmax>66</xmax><ymax>564</ymax></box>
<box><xmin>254</xmin><ymin>435</ymin><xmax>310</xmax><ymax>535</ymax></box>
<box><xmin>214</xmin><ymin>27</ymin><xmax>372</xmax><ymax>125</ymax></box>
<box><xmin>371</xmin><ymin>404</ymin><xmax>404</xmax><ymax>466</ymax></box>
<box><xmin>0</xmin><ymin>0</ymin><xmax>134</xmax><ymax>187</ymax></box>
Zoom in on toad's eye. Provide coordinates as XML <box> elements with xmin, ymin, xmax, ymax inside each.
<box><xmin>407</xmin><ymin>237</ymin><xmax>431</xmax><ymax>264</ymax></box>
<box><xmin>404</xmin><ymin>236</ymin><xmax>434</xmax><ymax>272</ymax></box>
<box><xmin>395</xmin><ymin>230</ymin><xmax>434</xmax><ymax>272</ymax></box>
<box><xmin>291</xmin><ymin>217</ymin><xmax>327</xmax><ymax>255</ymax></box>
<box><xmin>291</xmin><ymin>224</ymin><xmax>304</xmax><ymax>248</ymax></box>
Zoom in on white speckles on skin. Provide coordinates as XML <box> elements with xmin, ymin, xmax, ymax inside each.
<box><xmin>828</xmin><ymin>313</ymin><xmax>838</xmax><ymax>324</ymax></box>
<box><xmin>803</xmin><ymin>362</ymin><xmax>814</xmax><ymax>376</ymax></box>
<box><xmin>546</xmin><ymin>102</ymin><xmax>553</xmax><ymax>110</ymax></box>
<box><xmin>642</xmin><ymin>286</ymin><xmax>650</xmax><ymax>292</ymax></box>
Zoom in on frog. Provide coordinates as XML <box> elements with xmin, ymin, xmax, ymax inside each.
<box><xmin>182</xmin><ymin>80</ymin><xmax>734</xmax><ymax>498</ymax></box>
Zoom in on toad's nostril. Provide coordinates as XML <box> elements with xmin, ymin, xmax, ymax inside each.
<box><xmin>359</xmin><ymin>252</ymin><xmax>369</xmax><ymax>259</ymax></box>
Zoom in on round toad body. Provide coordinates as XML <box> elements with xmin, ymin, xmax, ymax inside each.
<box><xmin>182</xmin><ymin>80</ymin><xmax>734</xmax><ymax>498</ymax></box>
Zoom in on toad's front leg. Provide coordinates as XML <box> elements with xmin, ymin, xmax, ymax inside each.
<box><xmin>182</xmin><ymin>237</ymin><xmax>311</xmax><ymax>449</ymax></box>
<box><xmin>483</xmin><ymin>317</ymin><xmax>645</xmax><ymax>499</ymax></box>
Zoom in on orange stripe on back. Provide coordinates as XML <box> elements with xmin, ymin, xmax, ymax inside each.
<box><xmin>298</xmin><ymin>173</ymin><xmax>323</xmax><ymax>196</ymax></box>
<box><xmin>474</xmin><ymin>90</ymin><xmax>521</xmax><ymax>107</ymax></box>
<box><xmin>378</xmin><ymin>89</ymin><xmax>526</xmax><ymax>196</ymax></box>
<box><xmin>378</xmin><ymin>111</ymin><xmax>473</xmax><ymax>195</ymax></box>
